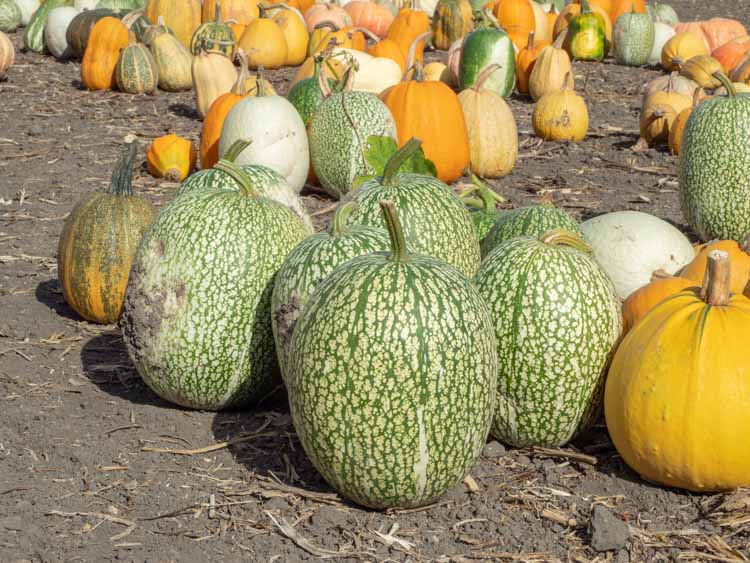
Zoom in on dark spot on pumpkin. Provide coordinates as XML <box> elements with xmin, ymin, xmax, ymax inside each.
<box><xmin>553</xmin><ymin>109</ymin><xmax>571</xmax><ymax>128</ymax></box>
<box><xmin>274</xmin><ymin>293</ymin><xmax>303</xmax><ymax>363</ymax></box>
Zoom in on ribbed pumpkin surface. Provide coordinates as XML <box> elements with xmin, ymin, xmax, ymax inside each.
<box><xmin>475</xmin><ymin>233</ymin><xmax>621</xmax><ymax>447</ymax></box>
<box><xmin>115</xmin><ymin>42</ymin><xmax>159</xmax><ymax>94</ymax></box>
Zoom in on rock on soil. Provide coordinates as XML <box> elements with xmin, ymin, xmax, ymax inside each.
<box><xmin>590</xmin><ymin>505</ymin><xmax>631</xmax><ymax>552</ymax></box>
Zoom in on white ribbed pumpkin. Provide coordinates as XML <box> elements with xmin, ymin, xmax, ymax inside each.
<box><xmin>648</xmin><ymin>22</ymin><xmax>676</xmax><ymax>65</ymax></box>
<box><xmin>44</xmin><ymin>6</ymin><xmax>80</xmax><ymax>59</ymax></box>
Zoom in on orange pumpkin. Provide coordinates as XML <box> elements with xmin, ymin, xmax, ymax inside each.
<box><xmin>345</xmin><ymin>1</ymin><xmax>394</xmax><ymax>38</ymax></box>
<box><xmin>147</xmin><ymin>133</ymin><xmax>197</xmax><ymax>182</ymax></box>
<box><xmin>289</xmin><ymin>53</ymin><xmax>346</xmax><ymax>87</ymax></box>
<box><xmin>201</xmin><ymin>0</ymin><xmax>260</xmax><ymax>25</ymax></box>
<box><xmin>380</xmin><ymin>62</ymin><xmax>470</xmax><ymax>183</ymax></box>
<box><xmin>493</xmin><ymin>0</ymin><xmax>535</xmax><ymax>40</ymax></box>
<box><xmin>287</xmin><ymin>0</ymin><xmax>315</xmax><ymax>14</ymax></box>
<box><xmin>680</xmin><ymin>238</ymin><xmax>750</xmax><ymax>295</ymax></box>
<box><xmin>385</xmin><ymin>0</ymin><xmax>430</xmax><ymax>64</ymax></box>
<box><xmin>675</xmin><ymin>19</ymin><xmax>748</xmax><ymax>52</ymax></box>
<box><xmin>546</xmin><ymin>4</ymin><xmax>558</xmax><ymax>32</ymax></box>
<box><xmin>621</xmin><ymin>270</ymin><xmax>696</xmax><ymax>334</ymax></box>
<box><xmin>146</xmin><ymin>0</ymin><xmax>201</xmax><ymax>48</ymax></box>
<box><xmin>609</xmin><ymin>0</ymin><xmax>645</xmax><ymax>25</ymax></box>
<box><xmin>228</xmin><ymin>22</ymin><xmax>247</xmax><ymax>41</ymax></box>
<box><xmin>368</xmin><ymin>37</ymin><xmax>406</xmax><ymax>72</ymax></box>
<box><xmin>81</xmin><ymin>17</ymin><xmax>129</xmax><ymax>91</ymax></box>
<box><xmin>712</xmin><ymin>36</ymin><xmax>750</xmax><ymax>74</ymax></box>
<box><xmin>516</xmin><ymin>30</ymin><xmax>548</xmax><ymax>94</ymax></box>
<box><xmin>304</xmin><ymin>3</ymin><xmax>353</xmax><ymax>33</ymax></box>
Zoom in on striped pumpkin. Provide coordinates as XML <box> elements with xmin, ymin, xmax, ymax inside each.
<box><xmin>57</xmin><ymin>140</ymin><xmax>155</xmax><ymax>324</ymax></box>
<box><xmin>474</xmin><ymin>229</ymin><xmax>622</xmax><ymax>447</ymax></box>
<box><xmin>115</xmin><ymin>35</ymin><xmax>159</xmax><ymax>94</ymax></box>
<box><xmin>287</xmin><ymin>201</ymin><xmax>497</xmax><ymax>509</ymax></box>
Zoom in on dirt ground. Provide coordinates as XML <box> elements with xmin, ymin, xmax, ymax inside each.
<box><xmin>2</xmin><ymin>2</ymin><xmax>750</xmax><ymax>561</ymax></box>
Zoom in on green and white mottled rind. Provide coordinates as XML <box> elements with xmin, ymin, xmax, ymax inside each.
<box><xmin>678</xmin><ymin>92</ymin><xmax>750</xmax><ymax>242</ymax></box>
<box><xmin>287</xmin><ymin>252</ymin><xmax>497</xmax><ymax>509</ymax></box>
<box><xmin>115</xmin><ymin>43</ymin><xmax>159</xmax><ymax>94</ymax></box>
<box><xmin>613</xmin><ymin>10</ymin><xmax>654</xmax><ymax>67</ymax></box>
<box><xmin>647</xmin><ymin>2</ymin><xmax>678</xmax><ymax>25</ymax></box>
<box><xmin>271</xmin><ymin>219</ymin><xmax>390</xmax><ymax>383</ymax></box>
<box><xmin>177</xmin><ymin>163</ymin><xmax>313</xmax><ymax>232</ymax></box>
<box><xmin>347</xmin><ymin>174</ymin><xmax>481</xmax><ymax>277</ymax></box>
<box><xmin>0</xmin><ymin>0</ymin><xmax>22</xmax><ymax>33</ymax></box>
<box><xmin>23</xmin><ymin>0</ymin><xmax>72</xmax><ymax>53</ymax></box>
<box><xmin>458</xmin><ymin>28</ymin><xmax>516</xmax><ymax>99</ymax></box>
<box><xmin>120</xmin><ymin>187</ymin><xmax>309</xmax><ymax>411</ymax></box>
<box><xmin>470</xmin><ymin>208</ymin><xmax>507</xmax><ymax>241</ymax></box>
<box><xmin>480</xmin><ymin>202</ymin><xmax>582</xmax><ymax>257</ymax></box>
<box><xmin>474</xmin><ymin>235</ymin><xmax>621</xmax><ymax>447</ymax></box>
<box><xmin>308</xmin><ymin>92</ymin><xmax>397</xmax><ymax>199</ymax></box>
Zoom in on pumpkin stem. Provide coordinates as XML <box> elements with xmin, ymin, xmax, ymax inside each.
<box><xmin>562</xmin><ymin>71</ymin><xmax>574</xmax><ymax>91</ymax></box>
<box><xmin>232</xmin><ymin>50</ymin><xmax>250</xmax><ymax>95</ymax></box>
<box><xmin>538</xmin><ymin>229</ymin><xmax>592</xmax><ymax>253</ymax></box>
<box><xmin>257</xmin><ymin>3</ymin><xmax>269</xmax><ymax>18</ymax></box>
<box><xmin>700</xmin><ymin>250</ymin><xmax>732</xmax><ymax>306</ymax></box>
<box><xmin>405</xmin><ymin>60</ymin><xmax>425</xmax><ymax>82</ymax></box>
<box><xmin>579</xmin><ymin>0</ymin><xmax>591</xmax><ymax>14</ymax></box>
<box><xmin>553</xmin><ymin>29</ymin><xmax>567</xmax><ymax>49</ymax></box>
<box><xmin>539</xmin><ymin>191</ymin><xmax>555</xmax><ymax>206</ymax></box>
<box><xmin>650</xmin><ymin>269</ymin><xmax>674</xmax><ymax>282</ymax></box>
<box><xmin>314</xmin><ymin>21</ymin><xmax>340</xmax><ymax>32</ymax></box>
<box><xmin>329</xmin><ymin>200</ymin><xmax>358</xmax><ymax>236</ymax></box>
<box><xmin>713</xmin><ymin>71</ymin><xmax>736</xmax><ymax>97</ymax></box>
<box><xmin>223</xmin><ymin>139</ymin><xmax>253</xmax><ymax>163</ymax></box>
<box><xmin>380</xmin><ymin>200</ymin><xmax>409</xmax><ymax>263</ymax></box>
<box><xmin>255</xmin><ymin>66</ymin><xmax>267</xmax><ymax>97</ymax></box>
<box><xmin>461</xmin><ymin>174</ymin><xmax>506</xmax><ymax>211</ymax></box>
<box><xmin>691</xmin><ymin>86</ymin><xmax>704</xmax><ymax>107</ymax></box>
<box><xmin>215</xmin><ymin>0</ymin><xmax>223</xmax><ymax>24</ymax></box>
<box><xmin>110</xmin><ymin>139</ymin><xmax>139</xmax><ymax>197</ymax></box>
<box><xmin>405</xmin><ymin>31</ymin><xmax>431</xmax><ymax>74</ymax></box>
<box><xmin>479</xmin><ymin>7</ymin><xmax>501</xmax><ymax>31</ymax></box>
<box><xmin>122</xmin><ymin>9</ymin><xmax>145</xmax><ymax>31</ymax></box>
<box><xmin>527</xmin><ymin>30</ymin><xmax>535</xmax><ymax>51</ymax></box>
<box><xmin>214</xmin><ymin>155</ymin><xmax>259</xmax><ymax>198</ymax></box>
<box><xmin>381</xmin><ymin>137</ymin><xmax>423</xmax><ymax>186</ymax></box>
<box><xmin>473</xmin><ymin>63</ymin><xmax>501</xmax><ymax>91</ymax></box>
<box><xmin>352</xmin><ymin>27</ymin><xmax>381</xmax><ymax>44</ymax></box>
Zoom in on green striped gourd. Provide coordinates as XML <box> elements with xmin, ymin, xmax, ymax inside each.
<box><xmin>121</xmin><ymin>142</ymin><xmax>310</xmax><ymax>411</ymax></box>
<box><xmin>458</xmin><ymin>27</ymin><xmax>516</xmax><ymax>99</ymax></box>
<box><xmin>24</xmin><ymin>0</ymin><xmax>73</xmax><ymax>53</ymax></box>
<box><xmin>115</xmin><ymin>34</ymin><xmax>159</xmax><ymax>94</ymax></box>
<box><xmin>176</xmin><ymin>140</ymin><xmax>312</xmax><ymax>232</ymax></box>
<box><xmin>308</xmin><ymin>69</ymin><xmax>397</xmax><ymax>199</ymax></box>
<box><xmin>566</xmin><ymin>0</ymin><xmax>606</xmax><ymax>62</ymax></box>
<box><xmin>613</xmin><ymin>5</ymin><xmax>654</xmax><ymax>67</ymax></box>
<box><xmin>287</xmin><ymin>201</ymin><xmax>497</xmax><ymax>509</ymax></box>
<box><xmin>190</xmin><ymin>0</ymin><xmax>235</xmax><ymax>57</ymax></box>
<box><xmin>474</xmin><ymin>229</ymin><xmax>621</xmax><ymax>447</ymax></box>
<box><xmin>480</xmin><ymin>194</ymin><xmax>582</xmax><ymax>257</ymax></box>
<box><xmin>679</xmin><ymin>74</ymin><xmax>750</xmax><ymax>241</ymax></box>
<box><xmin>347</xmin><ymin>139</ymin><xmax>481</xmax><ymax>277</ymax></box>
<box><xmin>0</xmin><ymin>0</ymin><xmax>22</xmax><ymax>33</ymax></box>
<box><xmin>271</xmin><ymin>201</ymin><xmax>390</xmax><ymax>382</ymax></box>
<box><xmin>460</xmin><ymin>174</ymin><xmax>507</xmax><ymax>241</ymax></box>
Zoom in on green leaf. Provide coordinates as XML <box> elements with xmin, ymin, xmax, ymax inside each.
<box><xmin>353</xmin><ymin>136</ymin><xmax>437</xmax><ymax>188</ymax></box>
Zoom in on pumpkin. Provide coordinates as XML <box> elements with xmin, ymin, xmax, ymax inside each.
<box><xmin>731</xmin><ymin>53</ymin><xmax>750</xmax><ymax>84</ymax></box>
<box><xmin>81</xmin><ymin>16</ymin><xmax>129</xmax><ymax>91</ymax></box>
<box><xmin>385</xmin><ymin>0</ymin><xmax>429</xmax><ymax>64</ymax></box>
<box><xmin>528</xmin><ymin>39</ymin><xmax>572</xmax><ymax>101</ymax></box>
<box><xmin>219</xmin><ymin>79</ymin><xmax>310</xmax><ymax>193</ymax></box>
<box><xmin>0</xmin><ymin>0</ymin><xmax>22</xmax><ymax>33</ymax></box>
<box><xmin>190</xmin><ymin>0</ymin><xmax>236</xmax><ymax>57</ymax></box>
<box><xmin>289</xmin><ymin>52</ymin><xmax>346</xmax><ymax>88</ymax></box>
<box><xmin>661</xmin><ymin>31</ymin><xmax>709</xmax><ymax>71</ymax></box>
<box><xmin>334</xmin><ymin>46</ymin><xmax>403</xmax><ymax>94</ymax></box>
<box><xmin>287</xmin><ymin>53</ymin><xmax>341</xmax><ymax>128</ymax></box>
<box><xmin>621</xmin><ymin>270</ymin><xmax>695</xmax><ymax>334</ymax></box>
<box><xmin>668</xmin><ymin>87</ymin><xmax>704</xmax><ymax>156</ymax></box>
<box><xmin>648</xmin><ymin>20</ymin><xmax>675</xmax><ymax>65</ymax></box>
<box><xmin>641</xmin><ymin>71</ymin><xmax>699</xmax><ymax>103</ymax></box>
<box><xmin>605</xmin><ymin>250</ymin><xmax>750</xmax><ymax>492</ymax></box>
<box><xmin>648</xmin><ymin>2</ymin><xmax>678</xmax><ymax>25</ymax></box>
<box><xmin>146</xmin><ymin>17</ymin><xmax>193</xmax><ymax>92</ymax></box>
<box><xmin>423</xmin><ymin>61</ymin><xmax>451</xmax><ymax>82</ymax></box>
<box><xmin>0</xmin><ymin>30</ymin><xmax>11</xmax><ymax>78</ymax></box>
<box><xmin>493</xmin><ymin>0</ymin><xmax>550</xmax><ymax>45</ymax></box>
<box><xmin>288</xmin><ymin>0</ymin><xmax>315</xmax><ymax>13</ymax></box>
<box><xmin>532</xmin><ymin>72</ymin><xmax>588</xmax><ymax>142</ymax></box>
<box><xmin>545</xmin><ymin>4</ymin><xmax>558</xmax><ymax>32</ymax></box>
<box><xmin>678</xmin><ymin>74</ymin><xmax>750</xmax><ymax>241</ymax></box>
<box><xmin>516</xmin><ymin>31</ymin><xmax>549</xmax><ymax>95</ymax></box>
<box><xmin>66</xmin><ymin>8</ymin><xmax>124</xmax><ymax>60</ymax></box>
<box><xmin>304</xmin><ymin>2</ymin><xmax>352</xmax><ymax>33</ymax></box>
<box><xmin>680</xmin><ymin>237</ymin><xmax>750</xmax><ymax>295</ymax></box>
<box><xmin>609</xmin><ymin>0</ymin><xmax>644</xmax><ymax>24</ymax></box>
<box><xmin>44</xmin><ymin>6</ymin><xmax>80</xmax><ymax>60</ymax></box>
<box><xmin>564</xmin><ymin>0</ymin><xmax>606</xmax><ymax>61</ymax></box>
<box><xmin>679</xmin><ymin>55</ymin><xmax>725</xmax><ymax>89</ymax></box>
<box><xmin>267</xmin><ymin>3</ymin><xmax>308</xmax><ymax>66</ymax></box>
<box><xmin>612</xmin><ymin>4</ymin><xmax>654</xmax><ymax>67</ymax></box>
<box><xmin>712</xmin><ymin>36</ymin><xmax>750</xmax><ymax>75</ymax></box>
<box><xmin>458</xmin><ymin>26</ymin><xmax>516</xmax><ymax>98</ymax></box>
<box><xmin>201</xmin><ymin>0</ymin><xmax>259</xmax><ymax>26</ymax></box>
<box><xmin>675</xmin><ymin>18</ymin><xmax>748</xmax><ymax>53</ymax></box>
<box><xmin>459</xmin><ymin>64</ymin><xmax>518</xmax><ymax>179</ymax></box>
<box><xmin>344</xmin><ymin>0</ymin><xmax>394</xmax><ymax>38</ymax></box>
<box><xmin>368</xmin><ymin>36</ymin><xmax>406</xmax><ymax>72</ymax></box>
<box><xmin>58</xmin><ymin>139</ymin><xmax>155</xmax><ymax>324</ymax></box>
<box><xmin>580</xmin><ymin>210</ymin><xmax>695</xmax><ymax>299</ymax></box>
<box><xmin>553</xmin><ymin>1</ymin><xmax>612</xmax><ymax>51</ymax></box>
<box><xmin>381</xmin><ymin>61</ymin><xmax>470</xmax><ymax>183</ymax></box>
<box><xmin>192</xmin><ymin>49</ymin><xmax>237</xmax><ymax>119</ymax></box>
<box><xmin>431</xmin><ymin>0</ymin><xmax>473</xmax><ymax>51</ymax></box>
<box><xmin>308</xmin><ymin>21</ymin><xmax>356</xmax><ymax>55</ymax></box>
<box><xmin>15</xmin><ymin>0</ymin><xmax>39</xmax><ymax>26</ymax></box>
<box><xmin>238</xmin><ymin>5</ymin><xmax>288</xmax><ymax>69</ymax></box>
<box><xmin>115</xmin><ymin>33</ymin><xmax>159</xmax><ymax>94</ymax></box>
<box><xmin>639</xmin><ymin>84</ymin><xmax>692</xmax><ymax>145</ymax></box>
<box><xmin>145</xmin><ymin>0</ymin><xmax>200</xmax><ymax>48</ymax></box>
<box><xmin>147</xmin><ymin>133</ymin><xmax>196</xmax><ymax>182</ymax></box>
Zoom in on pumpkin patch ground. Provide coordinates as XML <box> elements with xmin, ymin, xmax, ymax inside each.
<box><xmin>2</xmin><ymin>0</ymin><xmax>750</xmax><ymax>560</ymax></box>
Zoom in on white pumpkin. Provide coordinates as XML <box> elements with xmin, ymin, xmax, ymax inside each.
<box><xmin>218</xmin><ymin>95</ymin><xmax>310</xmax><ymax>194</ymax></box>
<box><xmin>581</xmin><ymin>210</ymin><xmax>695</xmax><ymax>300</ymax></box>
<box><xmin>13</xmin><ymin>0</ymin><xmax>39</xmax><ymax>26</ymax></box>
<box><xmin>333</xmin><ymin>48</ymin><xmax>402</xmax><ymax>94</ymax></box>
<box><xmin>44</xmin><ymin>6</ymin><xmax>79</xmax><ymax>59</ymax></box>
<box><xmin>648</xmin><ymin>22</ymin><xmax>676</xmax><ymax>65</ymax></box>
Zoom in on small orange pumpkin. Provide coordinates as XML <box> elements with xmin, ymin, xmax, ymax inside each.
<box><xmin>81</xmin><ymin>17</ymin><xmax>130</xmax><ymax>91</ymax></box>
<box><xmin>621</xmin><ymin>270</ymin><xmax>696</xmax><ymax>334</ymax></box>
<box><xmin>147</xmin><ymin>134</ymin><xmax>197</xmax><ymax>182</ymax></box>
<box><xmin>516</xmin><ymin>30</ymin><xmax>549</xmax><ymax>94</ymax></box>
<box><xmin>385</xmin><ymin>0</ymin><xmax>430</xmax><ymax>64</ymax></box>
<box><xmin>680</xmin><ymin>237</ymin><xmax>750</xmax><ymax>295</ymax></box>
<box><xmin>345</xmin><ymin>0</ymin><xmax>394</xmax><ymax>38</ymax></box>
<box><xmin>609</xmin><ymin>0</ymin><xmax>645</xmax><ymax>25</ymax></box>
<box><xmin>493</xmin><ymin>0</ymin><xmax>535</xmax><ymax>40</ymax></box>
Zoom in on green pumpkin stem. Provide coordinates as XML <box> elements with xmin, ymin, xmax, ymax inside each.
<box><xmin>713</xmin><ymin>71</ymin><xmax>736</xmax><ymax>97</ymax></box>
<box><xmin>329</xmin><ymin>201</ymin><xmax>358</xmax><ymax>236</ymax></box>
<box><xmin>111</xmin><ymin>138</ymin><xmax>139</xmax><ymax>197</ymax></box>
<box><xmin>461</xmin><ymin>175</ymin><xmax>506</xmax><ymax>211</ymax></box>
<box><xmin>223</xmin><ymin>139</ymin><xmax>252</xmax><ymax>163</ymax></box>
<box><xmin>381</xmin><ymin>137</ymin><xmax>423</xmax><ymax>186</ymax></box>
<box><xmin>579</xmin><ymin>0</ymin><xmax>591</xmax><ymax>14</ymax></box>
<box><xmin>380</xmin><ymin>200</ymin><xmax>409</xmax><ymax>263</ymax></box>
<box><xmin>214</xmin><ymin>159</ymin><xmax>259</xmax><ymax>197</ymax></box>
<box><xmin>700</xmin><ymin>250</ymin><xmax>731</xmax><ymax>306</ymax></box>
<box><xmin>538</xmin><ymin>228</ymin><xmax>592</xmax><ymax>253</ymax></box>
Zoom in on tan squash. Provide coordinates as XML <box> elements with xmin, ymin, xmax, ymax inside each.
<box><xmin>147</xmin><ymin>16</ymin><xmax>193</xmax><ymax>92</ymax></box>
<box><xmin>528</xmin><ymin>36</ymin><xmax>572</xmax><ymax>102</ymax></box>
<box><xmin>192</xmin><ymin>49</ymin><xmax>237</xmax><ymax>119</ymax></box>
<box><xmin>679</xmin><ymin>55</ymin><xmax>726</xmax><ymax>89</ymax></box>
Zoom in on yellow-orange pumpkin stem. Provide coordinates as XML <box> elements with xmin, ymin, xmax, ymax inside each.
<box><xmin>700</xmin><ymin>250</ymin><xmax>732</xmax><ymax>306</ymax></box>
<box><xmin>539</xmin><ymin>228</ymin><xmax>593</xmax><ymax>253</ymax></box>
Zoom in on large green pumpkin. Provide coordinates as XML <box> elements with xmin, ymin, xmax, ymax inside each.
<box><xmin>121</xmin><ymin>143</ymin><xmax>310</xmax><ymax>410</ymax></box>
<box><xmin>287</xmin><ymin>201</ymin><xmax>497</xmax><ymax>509</ymax></box>
<box><xmin>679</xmin><ymin>75</ymin><xmax>750</xmax><ymax>242</ymax></box>
<box><xmin>346</xmin><ymin>140</ymin><xmax>481</xmax><ymax>277</ymax></box>
<box><xmin>474</xmin><ymin>230</ymin><xmax>622</xmax><ymax>447</ymax></box>
<box><xmin>458</xmin><ymin>27</ymin><xmax>516</xmax><ymax>99</ymax></box>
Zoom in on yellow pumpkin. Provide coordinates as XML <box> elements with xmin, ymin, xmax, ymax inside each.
<box><xmin>147</xmin><ymin>133</ymin><xmax>197</xmax><ymax>182</ymax></box>
<box><xmin>146</xmin><ymin>0</ymin><xmax>201</xmax><ymax>48</ymax></box>
<box><xmin>528</xmin><ymin>40</ymin><xmax>573</xmax><ymax>102</ymax></box>
<box><xmin>680</xmin><ymin>237</ymin><xmax>750</xmax><ymax>295</ymax></box>
<box><xmin>238</xmin><ymin>5</ymin><xmax>288</xmax><ymax>69</ymax></box>
<box><xmin>605</xmin><ymin>250</ymin><xmax>750</xmax><ymax>492</ymax></box>
<box><xmin>532</xmin><ymin>71</ymin><xmax>588</xmax><ymax>142</ymax></box>
<box><xmin>661</xmin><ymin>32</ymin><xmax>709</xmax><ymax>71</ymax></box>
<box><xmin>678</xmin><ymin>55</ymin><xmax>725</xmax><ymax>89</ymax></box>
<box><xmin>639</xmin><ymin>88</ymin><xmax>692</xmax><ymax>145</ymax></box>
<box><xmin>267</xmin><ymin>3</ymin><xmax>309</xmax><ymax>65</ymax></box>
<box><xmin>202</xmin><ymin>0</ymin><xmax>260</xmax><ymax>25</ymax></box>
<box><xmin>668</xmin><ymin>88</ymin><xmax>704</xmax><ymax>155</ymax></box>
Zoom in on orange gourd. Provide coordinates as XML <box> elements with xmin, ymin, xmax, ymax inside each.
<box><xmin>516</xmin><ymin>30</ymin><xmax>548</xmax><ymax>94</ymax></box>
<box><xmin>238</xmin><ymin>5</ymin><xmax>288</xmax><ymax>69</ymax></box>
<box><xmin>621</xmin><ymin>270</ymin><xmax>695</xmax><ymax>334</ymax></box>
<box><xmin>368</xmin><ymin>37</ymin><xmax>406</xmax><ymax>72</ymax></box>
<box><xmin>145</xmin><ymin>0</ymin><xmax>201</xmax><ymax>48</ymax></box>
<box><xmin>711</xmin><ymin>36</ymin><xmax>750</xmax><ymax>73</ymax></box>
<box><xmin>288</xmin><ymin>0</ymin><xmax>315</xmax><ymax>14</ymax></box>
<box><xmin>609</xmin><ymin>0</ymin><xmax>644</xmax><ymax>25</ymax></box>
<box><xmin>201</xmin><ymin>0</ymin><xmax>260</xmax><ymax>25</ymax></box>
<box><xmin>385</xmin><ymin>0</ymin><xmax>429</xmax><ymax>64</ymax></box>
<box><xmin>680</xmin><ymin>237</ymin><xmax>750</xmax><ymax>295</ymax></box>
<box><xmin>380</xmin><ymin>62</ymin><xmax>470</xmax><ymax>183</ymax></box>
<box><xmin>668</xmin><ymin>87</ymin><xmax>704</xmax><ymax>156</ymax></box>
<box><xmin>493</xmin><ymin>0</ymin><xmax>535</xmax><ymax>40</ymax></box>
<box><xmin>81</xmin><ymin>17</ymin><xmax>129</xmax><ymax>91</ymax></box>
<box><xmin>345</xmin><ymin>1</ymin><xmax>394</xmax><ymax>38</ymax></box>
<box><xmin>147</xmin><ymin>134</ymin><xmax>197</xmax><ymax>182</ymax></box>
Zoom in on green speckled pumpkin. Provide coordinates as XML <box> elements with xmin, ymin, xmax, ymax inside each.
<box><xmin>121</xmin><ymin>143</ymin><xmax>310</xmax><ymax>410</ymax></box>
<box><xmin>115</xmin><ymin>34</ymin><xmax>159</xmax><ymax>94</ymax></box>
<box><xmin>679</xmin><ymin>74</ymin><xmax>750</xmax><ymax>242</ymax></box>
<box><xmin>271</xmin><ymin>201</ymin><xmax>390</xmax><ymax>382</ymax></box>
<box><xmin>480</xmin><ymin>195</ymin><xmax>582</xmax><ymax>257</ymax></box>
<box><xmin>474</xmin><ymin>229</ymin><xmax>622</xmax><ymax>447</ymax></box>
<box><xmin>190</xmin><ymin>0</ymin><xmax>235</xmax><ymax>57</ymax></box>
<box><xmin>0</xmin><ymin>0</ymin><xmax>22</xmax><ymax>33</ymax></box>
<box><xmin>347</xmin><ymin>140</ymin><xmax>482</xmax><ymax>277</ymax></box>
<box><xmin>287</xmin><ymin>55</ymin><xmax>341</xmax><ymax>128</ymax></box>
<box><xmin>613</xmin><ymin>6</ymin><xmax>654</xmax><ymax>67</ymax></box>
<box><xmin>287</xmin><ymin>200</ymin><xmax>497</xmax><ymax>509</ymax></box>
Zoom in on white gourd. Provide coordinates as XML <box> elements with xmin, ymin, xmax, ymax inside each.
<box><xmin>333</xmin><ymin>48</ymin><xmax>402</xmax><ymax>94</ymax></box>
<box><xmin>648</xmin><ymin>22</ymin><xmax>676</xmax><ymax>65</ymax></box>
<box><xmin>13</xmin><ymin>0</ymin><xmax>39</xmax><ymax>25</ymax></box>
<box><xmin>44</xmin><ymin>6</ymin><xmax>79</xmax><ymax>59</ymax></box>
